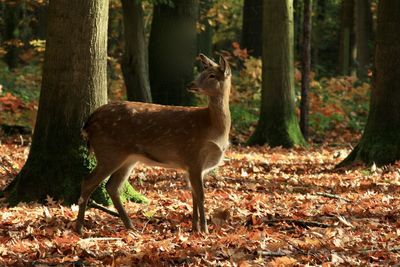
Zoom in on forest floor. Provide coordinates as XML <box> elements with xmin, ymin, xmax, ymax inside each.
<box><xmin>1</xmin><ymin>135</ymin><xmax>400</xmax><ymax>266</ymax></box>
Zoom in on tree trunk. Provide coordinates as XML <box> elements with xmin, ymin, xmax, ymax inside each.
<box><xmin>241</xmin><ymin>0</ymin><xmax>263</xmax><ymax>57</ymax></box>
<box><xmin>33</xmin><ymin>2</ymin><xmax>48</xmax><ymax>40</ymax></box>
<box><xmin>148</xmin><ymin>0</ymin><xmax>199</xmax><ymax>106</ymax></box>
<box><xmin>248</xmin><ymin>0</ymin><xmax>306</xmax><ymax>148</ymax></box>
<box><xmin>3</xmin><ymin>2</ymin><xmax>21</xmax><ymax>69</ymax></box>
<box><xmin>300</xmin><ymin>0</ymin><xmax>312</xmax><ymax>140</ymax></box>
<box><xmin>311</xmin><ymin>0</ymin><xmax>326</xmax><ymax>71</ymax></box>
<box><xmin>5</xmin><ymin>0</ymin><xmax>145</xmax><ymax>205</ymax></box>
<box><xmin>338</xmin><ymin>0</ymin><xmax>356</xmax><ymax>76</ymax></box>
<box><xmin>338</xmin><ymin>0</ymin><xmax>400</xmax><ymax>167</ymax></box>
<box><xmin>354</xmin><ymin>0</ymin><xmax>372</xmax><ymax>80</ymax></box>
<box><xmin>293</xmin><ymin>0</ymin><xmax>303</xmax><ymax>60</ymax></box>
<box><xmin>121</xmin><ymin>0</ymin><xmax>152</xmax><ymax>102</ymax></box>
<box><xmin>197</xmin><ymin>0</ymin><xmax>214</xmax><ymax>57</ymax></box>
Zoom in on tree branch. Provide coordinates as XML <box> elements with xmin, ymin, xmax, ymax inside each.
<box><xmin>257</xmin><ymin>250</ymin><xmax>287</xmax><ymax>257</ymax></box>
<box><xmin>88</xmin><ymin>200</ymin><xmax>119</xmax><ymax>217</ymax></box>
<box><xmin>315</xmin><ymin>192</ymin><xmax>351</xmax><ymax>202</ymax></box>
<box><xmin>263</xmin><ymin>218</ymin><xmax>333</xmax><ymax>228</ymax></box>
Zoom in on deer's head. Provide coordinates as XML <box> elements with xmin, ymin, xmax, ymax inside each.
<box><xmin>188</xmin><ymin>54</ymin><xmax>231</xmax><ymax>97</ymax></box>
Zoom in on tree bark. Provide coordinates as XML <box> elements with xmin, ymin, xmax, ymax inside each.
<box><xmin>338</xmin><ymin>0</ymin><xmax>400</xmax><ymax>167</ymax></box>
<box><xmin>197</xmin><ymin>0</ymin><xmax>214</xmax><ymax>57</ymax></box>
<box><xmin>300</xmin><ymin>0</ymin><xmax>312</xmax><ymax>140</ymax></box>
<box><xmin>293</xmin><ymin>0</ymin><xmax>303</xmax><ymax>60</ymax></box>
<box><xmin>311</xmin><ymin>0</ymin><xmax>327</xmax><ymax>71</ymax></box>
<box><xmin>5</xmin><ymin>0</ymin><xmax>145</xmax><ymax>205</ymax></box>
<box><xmin>3</xmin><ymin>2</ymin><xmax>21</xmax><ymax>69</ymax></box>
<box><xmin>149</xmin><ymin>0</ymin><xmax>199</xmax><ymax>106</ymax></box>
<box><xmin>248</xmin><ymin>0</ymin><xmax>306</xmax><ymax>148</ymax></box>
<box><xmin>33</xmin><ymin>2</ymin><xmax>48</xmax><ymax>40</ymax></box>
<box><xmin>338</xmin><ymin>0</ymin><xmax>356</xmax><ymax>76</ymax></box>
<box><xmin>121</xmin><ymin>0</ymin><xmax>152</xmax><ymax>102</ymax></box>
<box><xmin>354</xmin><ymin>0</ymin><xmax>372</xmax><ymax>80</ymax></box>
<box><xmin>241</xmin><ymin>0</ymin><xmax>263</xmax><ymax>57</ymax></box>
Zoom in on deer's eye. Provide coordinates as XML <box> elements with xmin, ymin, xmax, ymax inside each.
<box><xmin>208</xmin><ymin>74</ymin><xmax>216</xmax><ymax>79</ymax></box>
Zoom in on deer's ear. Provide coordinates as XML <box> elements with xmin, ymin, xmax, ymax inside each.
<box><xmin>199</xmin><ymin>53</ymin><xmax>218</xmax><ymax>69</ymax></box>
<box><xmin>219</xmin><ymin>56</ymin><xmax>231</xmax><ymax>77</ymax></box>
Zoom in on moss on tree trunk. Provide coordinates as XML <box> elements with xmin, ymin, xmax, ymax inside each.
<box><xmin>7</xmin><ymin>144</ymin><xmax>146</xmax><ymax>205</ymax></box>
<box><xmin>248</xmin><ymin>0</ymin><xmax>306</xmax><ymax>148</ymax></box>
<box><xmin>5</xmin><ymin>0</ymin><xmax>146</xmax><ymax>206</ymax></box>
<box><xmin>338</xmin><ymin>0</ymin><xmax>400</xmax><ymax>167</ymax></box>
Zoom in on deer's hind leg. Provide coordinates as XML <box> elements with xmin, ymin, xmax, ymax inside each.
<box><xmin>105</xmin><ymin>162</ymin><xmax>136</xmax><ymax>229</ymax></box>
<box><xmin>76</xmin><ymin>153</ymin><xmax>128</xmax><ymax>234</ymax></box>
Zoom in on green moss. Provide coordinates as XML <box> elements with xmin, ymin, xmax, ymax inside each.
<box><xmin>248</xmin><ymin>115</ymin><xmax>307</xmax><ymax>148</ymax></box>
<box><xmin>286</xmin><ymin>116</ymin><xmax>308</xmax><ymax>147</ymax></box>
<box><xmin>90</xmin><ymin>180</ymin><xmax>148</xmax><ymax>206</ymax></box>
<box><xmin>230</xmin><ymin>104</ymin><xmax>258</xmax><ymax>132</ymax></box>
<box><xmin>7</xmin><ymin>143</ymin><xmax>147</xmax><ymax>206</ymax></box>
<box><xmin>338</xmin><ymin>130</ymin><xmax>400</xmax><ymax>167</ymax></box>
<box><xmin>120</xmin><ymin>181</ymin><xmax>148</xmax><ymax>203</ymax></box>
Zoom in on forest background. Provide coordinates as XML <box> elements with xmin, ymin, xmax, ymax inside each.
<box><xmin>0</xmin><ymin>0</ymin><xmax>372</xmax><ymax>144</ymax></box>
<box><xmin>1</xmin><ymin>0</ymin><xmax>400</xmax><ymax>266</ymax></box>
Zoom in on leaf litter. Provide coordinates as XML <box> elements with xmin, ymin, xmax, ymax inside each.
<box><xmin>1</xmin><ymin>141</ymin><xmax>400</xmax><ymax>266</ymax></box>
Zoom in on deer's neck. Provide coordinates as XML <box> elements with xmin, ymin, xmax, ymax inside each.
<box><xmin>207</xmin><ymin>82</ymin><xmax>231</xmax><ymax>137</ymax></box>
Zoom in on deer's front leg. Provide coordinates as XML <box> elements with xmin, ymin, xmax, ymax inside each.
<box><xmin>191</xmin><ymin>189</ymin><xmax>199</xmax><ymax>232</ymax></box>
<box><xmin>189</xmin><ymin>168</ymin><xmax>208</xmax><ymax>233</ymax></box>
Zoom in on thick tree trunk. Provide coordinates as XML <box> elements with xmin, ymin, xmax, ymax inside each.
<box><xmin>5</xmin><ymin>0</ymin><xmax>145</xmax><ymax>205</ymax></box>
<box><xmin>338</xmin><ymin>0</ymin><xmax>400</xmax><ymax>167</ymax></box>
<box><xmin>248</xmin><ymin>0</ymin><xmax>306</xmax><ymax>148</ymax></box>
<box><xmin>149</xmin><ymin>0</ymin><xmax>199</xmax><ymax>106</ymax></box>
<box><xmin>121</xmin><ymin>0</ymin><xmax>152</xmax><ymax>102</ymax></box>
<box><xmin>300</xmin><ymin>0</ymin><xmax>312</xmax><ymax>140</ymax></box>
<box><xmin>241</xmin><ymin>0</ymin><xmax>263</xmax><ymax>57</ymax></box>
<box><xmin>354</xmin><ymin>0</ymin><xmax>372</xmax><ymax>80</ymax></box>
<box><xmin>338</xmin><ymin>0</ymin><xmax>356</xmax><ymax>76</ymax></box>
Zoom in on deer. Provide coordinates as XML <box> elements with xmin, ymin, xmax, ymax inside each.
<box><xmin>75</xmin><ymin>54</ymin><xmax>231</xmax><ymax>234</ymax></box>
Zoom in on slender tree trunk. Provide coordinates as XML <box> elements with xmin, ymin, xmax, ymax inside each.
<box><xmin>33</xmin><ymin>2</ymin><xmax>47</xmax><ymax>40</ymax></box>
<box><xmin>241</xmin><ymin>0</ymin><xmax>263</xmax><ymax>57</ymax></box>
<box><xmin>248</xmin><ymin>0</ymin><xmax>306</xmax><ymax>148</ymax></box>
<box><xmin>3</xmin><ymin>2</ymin><xmax>21</xmax><ymax>69</ymax></box>
<box><xmin>121</xmin><ymin>0</ymin><xmax>152</xmax><ymax>102</ymax></box>
<box><xmin>197</xmin><ymin>0</ymin><xmax>214</xmax><ymax>57</ymax></box>
<box><xmin>338</xmin><ymin>0</ymin><xmax>400</xmax><ymax>167</ymax></box>
<box><xmin>5</xmin><ymin>0</ymin><xmax>145</xmax><ymax>205</ymax></box>
<box><xmin>338</xmin><ymin>0</ymin><xmax>356</xmax><ymax>76</ymax></box>
<box><xmin>311</xmin><ymin>0</ymin><xmax>327</xmax><ymax>71</ymax></box>
<box><xmin>300</xmin><ymin>0</ymin><xmax>312</xmax><ymax>140</ymax></box>
<box><xmin>354</xmin><ymin>0</ymin><xmax>372</xmax><ymax>80</ymax></box>
<box><xmin>107</xmin><ymin>3</ymin><xmax>124</xmax><ymax>97</ymax></box>
<box><xmin>149</xmin><ymin>0</ymin><xmax>199</xmax><ymax>106</ymax></box>
<box><xmin>294</xmin><ymin>0</ymin><xmax>303</xmax><ymax>60</ymax></box>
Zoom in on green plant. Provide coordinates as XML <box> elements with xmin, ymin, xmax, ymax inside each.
<box><xmin>230</xmin><ymin>103</ymin><xmax>258</xmax><ymax>132</ymax></box>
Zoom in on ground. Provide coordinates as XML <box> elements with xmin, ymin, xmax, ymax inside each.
<box><xmin>1</xmin><ymin>137</ymin><xmax>399</xmax><ymax>266</ymax></box>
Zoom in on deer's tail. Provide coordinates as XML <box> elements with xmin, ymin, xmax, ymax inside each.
<box><xmin>81</xmin><ymin>116</ymin><xmax>93</xmax><ymax>154</ymax></box>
